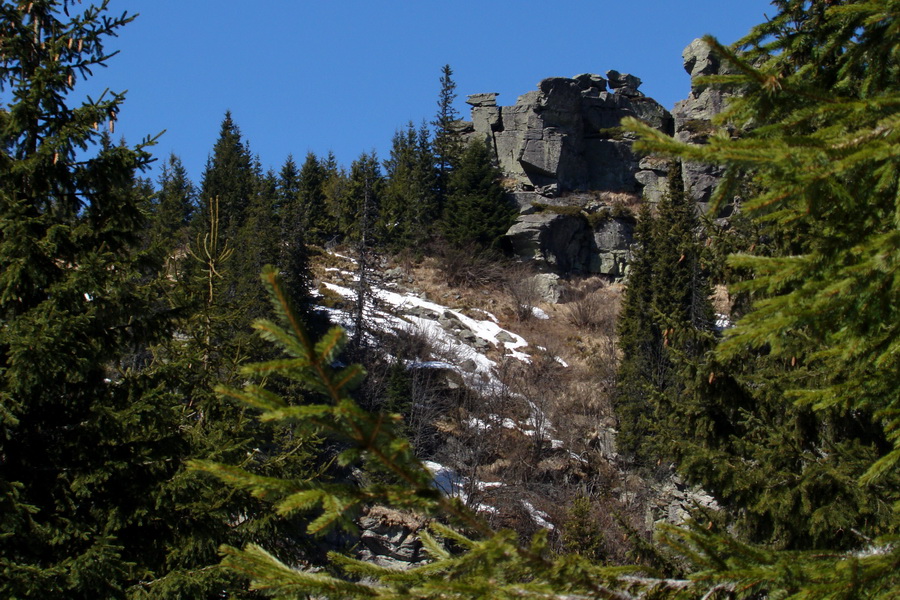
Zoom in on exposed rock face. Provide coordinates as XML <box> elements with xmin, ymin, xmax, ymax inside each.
<box><xmin>458</xmin><ymin>70</ymin><xmax>669</xmax><ymax>278</ymax></box>
<box><xmin>506</xmin><ymin>212</ymin><xmax>592</xmax><ymax>274</ymax></box>
<box><xmin>465</xmin><ymin>72</ymin><xmax>672</xmax><ymax>195</ymax></box>
<box><xmin>505</xmin><ymin>208</ymin><xmax>634</xmax><ymax>278</ymax></box>
<box><xmin>466</xmin><ymin>40</ymin><xmax>737</xmax><ymax>278</ymax></box>
<box><xmin>356</xmin><ymin>506</ymin><xmax>428</xmax><ymax>569</ymax></box>
<box><xmin>672</xmin><ymin>38</ymin><xmax>738</xmax><ymax>208</ymax></box>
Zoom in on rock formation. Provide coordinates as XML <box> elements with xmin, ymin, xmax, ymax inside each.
<box><xmin>464</xmin><ymin>71</ymin><xmax>672</xmax><ymax>197</ymax></box>
<box><xmin>457</xmin><ymin>39</ymin><xmax>735</xmax><ymax>282</ymax></box>
<box><xmin>672</xmin><ymin>38</ymin><xmax>739</xmax><ymax>211</ymax></box>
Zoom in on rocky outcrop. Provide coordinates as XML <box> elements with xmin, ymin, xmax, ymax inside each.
<box><xmin>672</xmin><ymin>38</ymin><xmax>739</xmax><ymax>209</ymax></box>
<box><xmin>465</xmin><ymin>71</ymin><xmax>672</xmax><ymax>195</ymax></box>
<box><xmin>459</xmin><ymin>70</ymin><xmax>668</xmax><ymax>278</ymax></box>
<box><xmin>465</xmin><ymin>40</ymin><xmax>739</xmax><ymax>278</ymax></box>
<box><xmin>356</xmin><ymin>506</ymin><xmax>429</xmax><ymax>569</ymax></box>
<box><xmin>506</xmin><ymin>207</ymin><xmax>634</xmax><ymax>278</ymax></box>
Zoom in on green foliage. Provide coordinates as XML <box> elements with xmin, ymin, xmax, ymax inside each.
<box><xmin>432</xmin><ymin>64</ymin><xmax>463</xmax><ymax>207</ymax></box>
<box><xmin>614</xmin><ymin>164</ymin><xmax>716</xmax><ymax>464</ymax></box>
<box><xmin>631</xmin><ymin>1</ymin><xmax>900</xmax><ymax>545</ymax></box>
<box><xmin>442</xmin><ymin>138</ymin><xmax>517</xmax><ymax>251</ymax></box>
<box><xmin>149</xmin><ymin>153</ymin><xmax>196</xmax><ymax>254</ymax></box>
<box><xmin>560</xmin><ymin>496</ymin><xmax>605</xmax><ymax>563</ymax></box>
<box><xmin>617</xmin><ymin>0</ymin><xmax>900</xmax><ymax>589</ymax></box>
<box><xmin>381</xmin><ymin>121</ymin><xmax>439</xmax><ymax>249</ymax></box>
<box><xmin>199</xmin><ymin>111</ymin><xmax>255</xmax><ymax>243</ymax></box>
<box><xmin>208</xmin><ymin>268</ymin><xmax>900</xmax><ymax>599</ymax></box>
<box><xmin>0</xmin><ymin>2</ymin><xmax>186</xmax><ymax>597</ymax></box>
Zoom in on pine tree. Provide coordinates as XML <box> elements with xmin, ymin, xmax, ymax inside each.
<box><xmin>345</xmin><ymin>151</ymin><xmax>383</xmax><ymax>350</ymax></box>
<box><xmin>619</xmin><ymin>0</ymin><xmax>900</xmax><ymax>586</ymax></box>
<box><xmin>196</xmin><ymin>113</ymin><xmax>270</xmax><ymax>358</ymax></box>
<box><xmin>0</xmin><ymin>3</ymin><xmax>178</xmax><ymax>596</ymax></box>
<box><xmin>613</xmin><ymin>202</ymin><xmax>658</xmax><ymax>459</ymax></box>
<box><xmin>199</xmin><ymin>111</ymin><xmax>255</xmax><ymax>243</ymax></box>
<box><xmin>194</xmin><ymin>2</ymin><xmax>899</xmax><ymax>598</ymax></box>
<box><xmin>614</xmin><ymin>163</ymin><xmax>716</xmax><ymax>465</ymax></box>
<box><xmin>278</xmin><ymin>155</ymin><xmax>314</xmax><ymax>306</ymax></box>
<box><xmin>296</xmin><ymin>151</ymin><xmax>331</xmax><ymax>245</ymax></box>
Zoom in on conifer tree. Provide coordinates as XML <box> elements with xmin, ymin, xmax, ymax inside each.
<box><xmin>150</xmin><ymin>153</ymin><xmax>196</xmax><ymax>254</ymax></box>
<box><xmin>0</xmin><ymin>2</ymin><xmax>178</xmax><ymax>596</ymax></box>
<box><xmin>296</xmin><ymin>150</ymin><xmax>331</xmax><ymax>245</ymax></box>
<box><xmin>382</xmin><ymin>121</ymin><xmax>438</xmax><ymax>249</ymax></box>
<box><xmin>433</xmin><ymin>64</ymin><xmax>463</xmax><ymax>210</ymax></box>
<box><xmin>614</xmin><ymin>163</ymin><xmax>715</xmax><ymax>465</ymax></box>
<box><xmin>620</xmin><ymin>0</ymin><xmax>900</xmax><ymax>582</ymax></box>
<box><xmin>345</xmin><ymin>151</ymin><xmax>383</xmax><ymax>350</ymax></box>
<box><xmin>442</xmin><ymin>138</ymin><xmax>515</xmax><ymax>251</ymax></box>
<box><xmin>197</xmin><ymin>2</ymin><xmax>899</xmax><ymax>598</ymax></box>
<box><xmin>613</xmin><ymin>202</ymin><xmax>658</xmax><ymax>458</ymax></box>
<box><xmin>200</xmin><ymin>111</ymin><xmax>255</xmax><ymax>243</ymax></box>
<box><xmin>277</xmin><ymin>155</ymin><xmax>314</xmax><ymax>306</ymax></box>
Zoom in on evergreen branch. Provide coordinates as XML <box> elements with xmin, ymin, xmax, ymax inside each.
<box><xmin>220</xmin><ymin>544</ymin><xmax>380</xmax><ymax>597</ymax></box>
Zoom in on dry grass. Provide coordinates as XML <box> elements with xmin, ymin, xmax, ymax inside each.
<box><xmin>312</xmin><ymin>250</ymin><xmax>667</xmax><ymax>559</ymax></box>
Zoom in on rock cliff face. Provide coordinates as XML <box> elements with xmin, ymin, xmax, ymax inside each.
<box><xmin>673</xmin><ymin>38</ymin><xmax>739</xmax><ymax>210</ymax></box>
<box><xmin>465</xmin><ymin>71</ymin><xmax>672</xmax><ymax>197</ymax></box>
<box><xmin>461</xmin><ymin>39</ymin><xmax>733</xmax><ymax>282</ymax></box>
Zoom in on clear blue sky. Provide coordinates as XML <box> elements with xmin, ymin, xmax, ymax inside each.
<box><xmin>88</xmin><ymin>0</ymin><xmax>776</xmax><ymax>184</ymax></box>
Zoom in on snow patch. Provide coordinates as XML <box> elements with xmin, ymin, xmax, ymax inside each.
<box><xmin>521</xmin><ymin>500</ymin><xmax>555</xmax><ymax>530</ymax></box>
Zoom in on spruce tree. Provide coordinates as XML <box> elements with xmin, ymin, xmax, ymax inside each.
<box><xmin>613</xmin><ymin>201</ymin><xmax>658</xmax><ymax>459</ymax></box>
<box><xmin>442</xmin><ymin>138</ymin><xmax>515</xmax><ymax>251</ymax></box>
<box><xmin>382</xmin><ymin>121</ymin><xmax>438</xmax><ymax>249</ymax></box>
<box><xmin>345</xmin><ymin>151</ymin><xmax>383</xmax><ymax>350</ymax></box>
<box><xmin>195</xmin><ymin>2</ymin><xmax>900</xmax><ymax>597</ymax></box>
<box><xmin>296</xmin><ymin>150</ymin><xmax>331</xmax><ymax>245</ymax></box>
<box><xmin>199</xmin><ymin>111</ymin><xmax>254</xmax><ymax>243</ymax></box>
<box><xmin>150</xmin><ymin>153</ymin><xmax>196</xmax><ymax>255</ymax></box>
<box><xmin>433</xmin><ymin>64</ymin><xmax>463</xmax><ymax>210</ymax></box>
<box><xmin>621</xmin><ymin>0</ymin><xmax>900</xmax><ymax>582</ymax></box>
<box><xmin>0</xmin><ymin>2</ymin><xmax>177</xmax><ymax>596</ymax></box>
<box><xmin>614</xmin><ymin>163</ymin><xmax>715</xmax><ymax>465</ymax></box>
<box><xmin>278</xmin><ymin>155</ymin><xmax>314</xmax><ymax>306</ymax></box>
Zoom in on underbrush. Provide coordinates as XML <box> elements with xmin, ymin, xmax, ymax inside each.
<box><xmin>312</xmin><ymin>248</ymin><xmax>662</xmax><ymax>562</ymax></box>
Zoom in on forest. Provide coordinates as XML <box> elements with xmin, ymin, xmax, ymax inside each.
<box><xmin>0</xmin><ymin>1</ymin><xmax>897</xmax><ymax>598</ymax></box>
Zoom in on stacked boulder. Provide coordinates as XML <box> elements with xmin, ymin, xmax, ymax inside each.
<box><xmin>673</xmin><ymin>38</ymin><xmax>739</xmax><ymax>211</ymax></box>
<box><xmin>458</xmin><ymin>40</ymin><xmax>736</xmax><ymax>281</ymax></box>
<box><xmin>465</xmin><ymin>71</ymin><xmax>672</xmax><ymax>196</ymax></box>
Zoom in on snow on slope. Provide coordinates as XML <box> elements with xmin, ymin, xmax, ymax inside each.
<box><xmin>319</xmin><ymin>260</ymin><xmax>569</xmax><ymax>529</ymax></box>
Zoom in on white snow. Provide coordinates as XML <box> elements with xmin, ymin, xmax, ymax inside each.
<box><xmin>422</xmin><ymin>460</ymin><xmax>500</xmax><ymax>514</ymax></box>
<box><xmin>521</xmin><ymin>500</ymin><xmax>555</xmax><ymax>530</ymax></box>
<box><xmin>715</xmin><ymin>313</ymin><xmax>732</xmax><ymax>332</ymax></box>
<box><xmin>531</xmin><ymin>306</ymin><xmax>550</xmax><ymax>320</ymax></box>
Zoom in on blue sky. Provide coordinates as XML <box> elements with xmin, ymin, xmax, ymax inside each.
<box><xmin>87</xmin><ymin>1</ymin><xmax>775</xmax><ymax>184</ymax></box>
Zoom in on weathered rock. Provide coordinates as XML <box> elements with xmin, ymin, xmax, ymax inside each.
<box><xmin>573</xmin><ymin>72</ymin><xmax>607</xmax><ymax>92</ymax></box>
<box><xmin>682</xmin><ymin>38</ymin><xmax>722</xmax><ymax>80</ymax></box>
<box><xmin>507</xmin><ymin>212</ymin><xmax>592</xmax><ymax>274</ymax></box>
<box><xmin>496</xmin><ymin>330</ymin><xmax>517</xmax><ymax>344</ymax></box>
<box><xmin>357</xmin><ymin>506</ymin><xmax>428</xmax><ymax>569</ymax></box>
<box><xmin>467</xmin><ymin>71</ymin><xmax>670</xmax><ymax>194</ymax></box>
<box><xmin>672</xmin><ymin>38</ymin><xmax>739</xmax><ymax>207</ymax></box>
<box><xmin>531</xmin><ymin>273</ymin><xmax>561</xmax><ymax>304</ymax></box>
<box><xmin>606</xmin><ymin>69</ymin><xmax>644</xmax><ymax>98</ymax></box>
<box><xmin>466</xmin><ymin>92</ymin><xmax>498</xmax><ymax>107</ymax></box>
<box><xmin>636</xmin><ymin>156</ymin><xmax>670</xmax><ymax>203</ymax></box>
<box><xmin>588</xmin><ymin>217</ymin><xmax>633</xmax><ymax>277</ymax></box>
<box><xmin>606</xmin><ymin>69</ymin><xmax>642</xmax><ymax>91</ymax></box>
